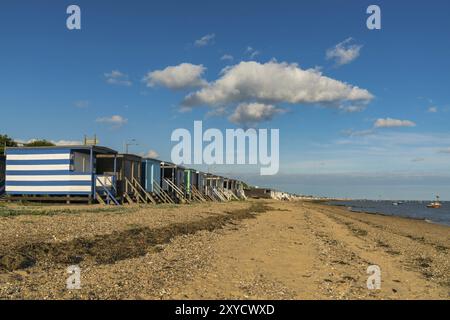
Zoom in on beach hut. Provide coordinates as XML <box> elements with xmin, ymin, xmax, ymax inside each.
<box><xmin>0</xmin><ymin>155</ymin><xmax>5</xmax><ymax>195</ymax></box>
<box><xmin>5</xmin><ymin>145</ymin><xmax>119</xmax><ymax>204</ymax></box>
<box><xmin>190</xmin><ymin>169</ymin><xmax>198</xmax><ymax>191</ymax></box>
<box><xmin>221</xmin><ymin>177</ymin><xmax>239</xmax><ymax>200</ymax></box>
<box><xmin>232</xmin><ymin>180</ymin><xmax>246</xmax><ymax>199</ymax></box>
<box><xmin>229</xmin><ymin>179</ymin><xmax>239</xmax><ymax>193</ymax></box>
<box><xmin>159</xmin><ymin>161</ymin><xmax>191</xmax><ymax>203</ymax></box>
<box><xmin>184</xmin><ymin>169</ymin><xmax>207</xmax><ymax>202</ymax></box>
<box><xmin>184</xmin><ymin>169</ymin><xmax>192</xmax><ymax>195</ymax></box>
<box><xmin>183</xmin><ymin>168</ymin><xmax>203</xmax><ymax>200</ymax></box>
<box><xmin>192</xmin><ymin>171</ymin><xmax>207</xmax><ymax>197</ymax></box>
<box><xmin>204</xmin><ymin>174</ymin><xmax>227</xmax><ymax>201</ymax></box>
<box><xmin>173</xmin><ymin>164</ymin><xmax>189</xmax><ymax>202</ymax></box>
<box><xmin>223</xmin><ymin>178</ymin><xmax>230</xmax><ymax>190</ymax></box>
<box><xmin>141</xmin><ymin>158</ymin><xmax>161</xmax><ymax>192</ymax></box>
<box><xmin>191</xmin><ymin>170</ymin><xmax>206</xmax><ymax>194</ymax></box>
<box><xmin>96</xmin><ymin>153</ymin><xmax>153</xmax><ymax>204</ymax></box>
<box><xmin>197</xmin><ymin>171</ymin><xmax>206</xmax><ymax>193</ymax></box>
<box><xmin>141</xmin><ymin>158</ymin><xmax>173</xmax><ymax>204</ymax></box>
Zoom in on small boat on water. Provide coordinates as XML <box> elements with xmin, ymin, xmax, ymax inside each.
<box><xmin>427</xmin><ymin>196</ymin><xmax>442</xmax><ymax>209</ymax></box>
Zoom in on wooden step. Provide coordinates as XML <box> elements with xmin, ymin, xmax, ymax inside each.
<box><xmin>95</xmin><ymin>192</ymin><xmax>106</xmax><ymax>205</ymax></box>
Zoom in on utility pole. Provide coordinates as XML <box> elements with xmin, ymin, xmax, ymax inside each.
<box><xmin>124</xmin><ymin>139</ymin><xmax>138</xmax><ymax>154</ymax></box>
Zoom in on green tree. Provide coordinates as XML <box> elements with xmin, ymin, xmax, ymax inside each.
<box><xmin>241</xmin><ymin>182</ymin><xmax>251</xmax><ymax>189</ymax></box>
<box><xmin>24</xmin><ymin>139</ymin><xmax>56</xmax><ymax>147</ymax></box>
<box><xmin>0</xmin><ymin>134</ymin><xmax>17</xmax><ymax>155</ymax></box>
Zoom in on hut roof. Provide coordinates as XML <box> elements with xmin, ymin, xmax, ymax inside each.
<box><xmin>6</xmin><ymin>145</ymin><xmax>117</xmax><ymax>155</ymax></box>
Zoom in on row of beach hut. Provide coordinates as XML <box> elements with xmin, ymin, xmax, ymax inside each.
<box><xmin>0</xmin><ymin>154</ymin><xmax>5</xmax><ymax>196</ymax></box>
<box><xmin>0</xmin><ymin>145</ymin><xmax>246</xmax><ymax>205</ymax></box>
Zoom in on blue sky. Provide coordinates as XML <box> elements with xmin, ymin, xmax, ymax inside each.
<box><xmin>1</xmin><ymin>0</ymin><xmax>450</xmax><ymax>199</ymax></box>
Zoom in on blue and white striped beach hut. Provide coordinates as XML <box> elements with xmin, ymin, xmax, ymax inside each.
<box><xmin>0</xmin><ymin>155</ymin><xmax>5</xmax><ymax>195</ymax></box>
<box><xmin>5</xmin><ymin>145</ymin><xmax>118</xmax><ymax>202</ymax></box>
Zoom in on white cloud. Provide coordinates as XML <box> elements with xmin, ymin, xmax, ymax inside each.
<box><xmin>428</xmin><ymin>106</ymin><xmax>438</xmax><ymax>113</ymax></box>
<box><xmin>182</xmin><ymin>61</ymin><xmax>373</xmax><ymax>110</ymax></box>
<box><xmin>96</xmin><ymin>115</ymin><xmax>128</xmax><ymax>128</ymax></box>
<box><xmin>246</xmin><ymin>46</ymin><xmax>260</xmax><ymax>58</ymax></box>
<box><xmin>326</xmin><ymin>38</ymin><xmax>362</xmax><ymax>66</ymax></box>
<box><xmin>339</xmin><ymin>132</ymin><xmax>450</xmax><ymax>148</ymax></box>
<box><xmin>178</xmin><ymin>106</ymin><xmax>193</xmax><ymax>113</ymax></box>
<box><xmin>194</xmin><ymin>33</ymin><xmax>215</xmax><ymax>47</ymax></box>
<box><xmin>374</xmin><ymin>118</ymin><xmax>416</xmax><ymax>128</ymax></box>
<box><xmin>437</xmin><ymin>148</ymin><xmax>450</xmax><ymax>154</ymax></box>
<box><xmin>342</xmin><ymin>118</ymin><xmax>417</xmax><ymax>142</ymax></box>
<box><xmin>141</xmin><ymin>149</ymin><xmax>159</xmax><ymax>158</ymax></box>
<box><xmin>341</xmin><ymin>129</ymin><xmax>375</xmax><ymax>137</ymax></box>
<box><xmin>339</xmin><ymin>105</ymin><xmax>367</xmax><ymax>113</ymax></box>
<box><xmin>221</xmin><ymin>54</ymin><xmax>234</xmax><ymax>61</ymax></box>
<box><xmin>53</xmin><ymin>140</ymin><xmax>82</xmax><ymax>146</ymax></box>
<box><xmin>206</xmin><ymin>106</ymin><xmax>228</xmax><ymax>118</ymax></box>
<box><xmin>228</xmin><ymin>103</ymin><xmax>286</xmax><ymax>126</ymax></box>
<box><xmin>74</xmin><ymin>100</ymin><xmax>89</xmax><ymax>108</ymax></box>
<box><xmin>143</xmin><ymin>63</ymin><xmax>207</xmax><ymax>90</ymax></box>
<box><xmin>15</xmin><ymin>139</ymin><xmax>82</xmax><ymax>146</ymax></box>
<box><xmin>104</xmin><ymin>70</ymin><xmax>132</xmax><ymax>86</ymax></box>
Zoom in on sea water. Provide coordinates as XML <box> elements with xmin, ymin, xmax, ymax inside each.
<box><xmin>326</xmin><ymin>200</ymin><xmax>450</xmax><ymax>226</ymax></box>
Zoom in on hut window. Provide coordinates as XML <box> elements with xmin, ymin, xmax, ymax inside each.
<box><xmin>72</xmin><ymin>152</ymin><xmax>91</xmax><ymax>173</ymax></box>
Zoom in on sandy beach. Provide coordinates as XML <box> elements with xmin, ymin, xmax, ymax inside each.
<box><xmin>0</xmin><ymin>200</ymin><xmax>448</xmax><ymax>300</ymax></box>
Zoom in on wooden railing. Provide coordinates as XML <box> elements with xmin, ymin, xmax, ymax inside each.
<box><xmin>163</xmin><ymin>178</ymin><xmax>189</xmax><ymax>203</ymax></box>
<box><xmin>191</xmin><ymin>185</ymin><xmax>207</xmax><ymax>202</ymax></box>
<box><xmin>213</xmin><ymin>188</ymin><xmax>227</xmax><ymax>201</ymax></box>
<box><xmin>152</xmin><ymin>180</ymin><xmax>175</xmax><ymax>204</ymax></box>
<box><xmin>131</xmin><ymin>177</ymin><xmax>156</xmax><ymax>204</ymax></box>
<box><xmin>95</xmin><ymin>176</ymin><xmax>119</xmax><ymax>205</ymax></box>
<box><xmin>124</xmin><ymin>177</ymin><xmax>146</xmax><ymax>204</ymax></box>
